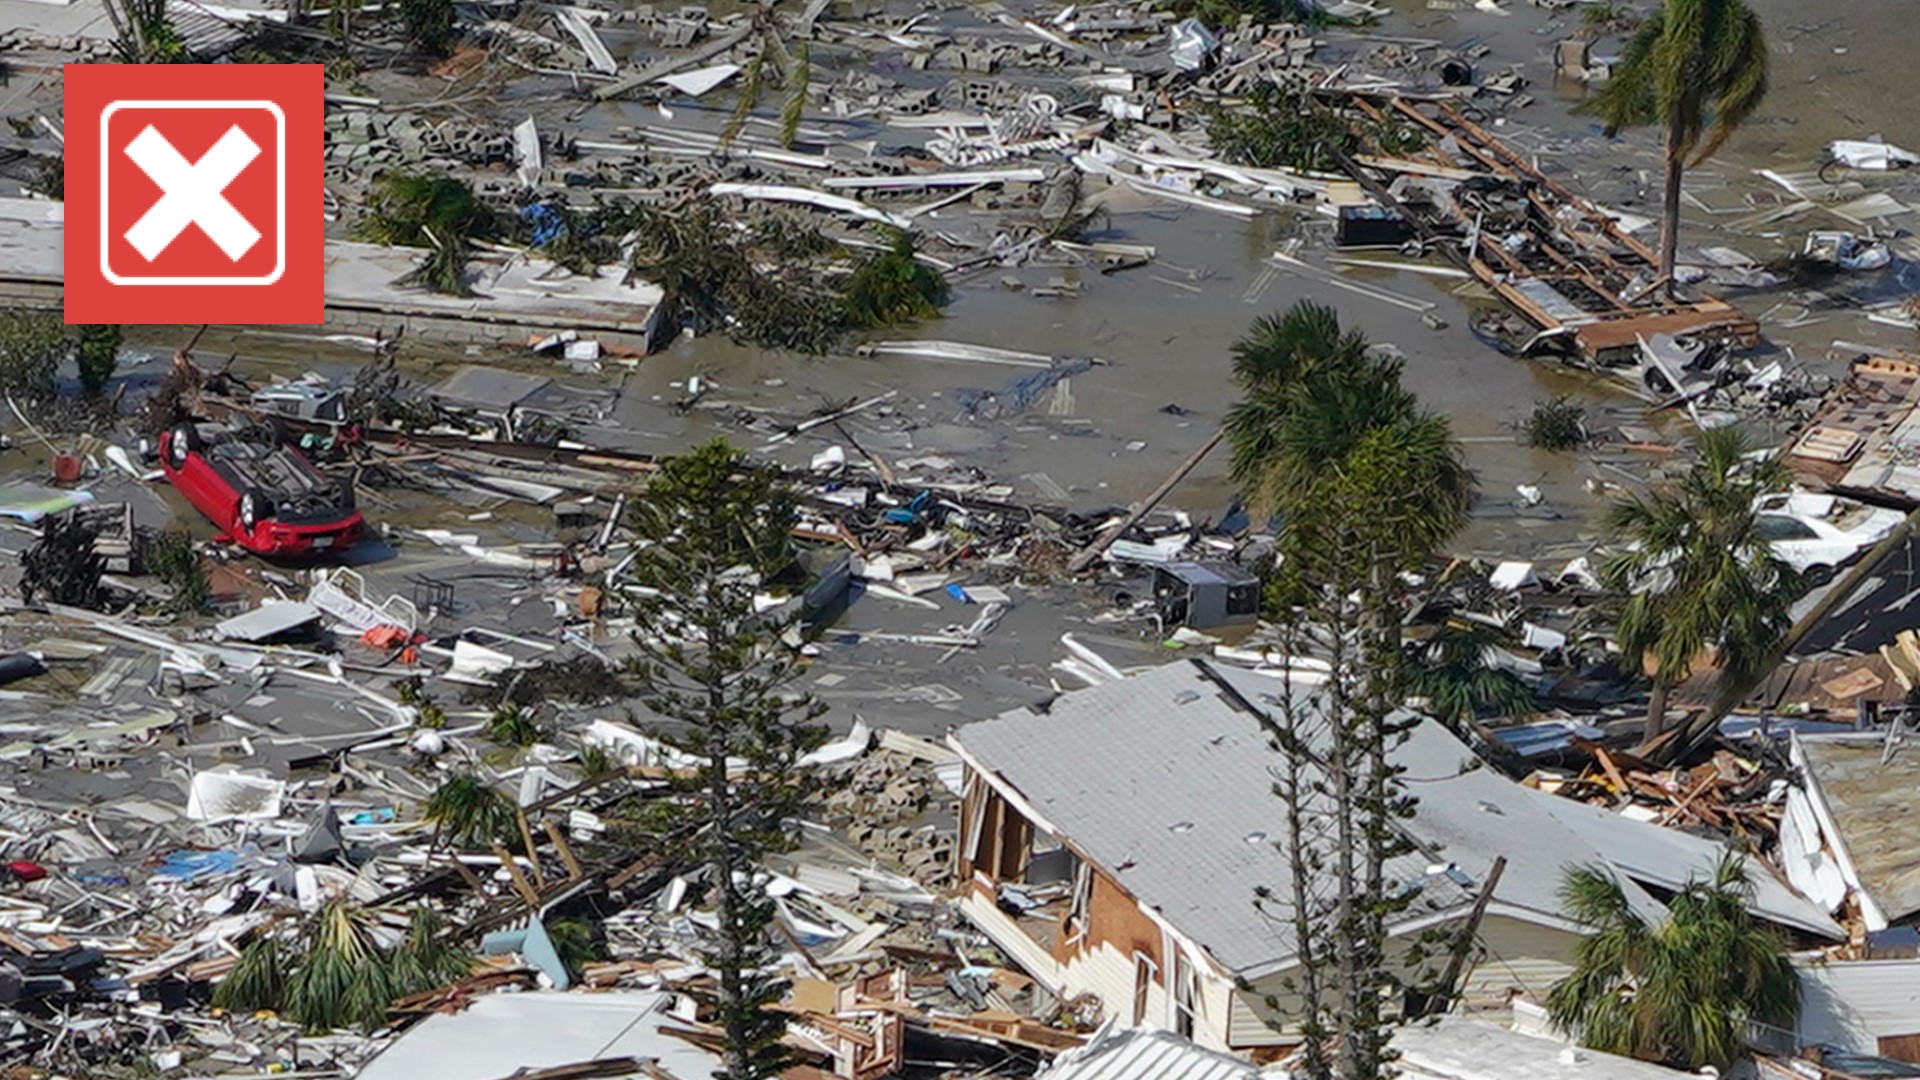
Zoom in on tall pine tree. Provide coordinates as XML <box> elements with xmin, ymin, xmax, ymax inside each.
<box><xmin>621</xmin><ymin>439</ymin><xmax>826</xmax><ymax>1080</ymax></box>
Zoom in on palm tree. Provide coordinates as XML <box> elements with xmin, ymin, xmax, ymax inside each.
<box><xmin>1547</xmin><ymin>856</ymin><xmax>1798</xmax><ymax>1069</ymax></box>
<box><xmin>1228</xmin><ymin>302</ymin><xmax>1477</xmax><ymax>1080</ymax></box>
<box><xmin>1226</xmin><ymin>301</ymin><xmax>1474</xmax><ymax>572</ymax></box>
<box><xmin>1405</xmin><ymin>618</ymin><xmax>1537</xmax><ymax>728</ymax></box>
<box><xmin>217</xmin><ymin>903</ymin><xmax>472</xmax><ymax>1033</ymax></box>
<box><xmin>1598</xmin><ymin>426</ymin><xmax>1798</xmax><ymax>743</ymax></box>
<box><xmin>1283</xmin><ymin>402</ymin><xmax>1474</xmax><ymax>578</ymax></box>
<box><xmin>1577</xmin><ymin>0</ymin><xmax>1768</xmax><ymax>287</ymax></box>
<box><xmin>1224</xmin><ymin>300</ymin><xmax>1376</xmax><ymax>514</ymax></box>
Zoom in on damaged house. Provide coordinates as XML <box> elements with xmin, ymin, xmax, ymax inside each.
<box><xmin>1780</xmin><ymin>731</ymin><xmax>1920</xmax><ymax>932</ymax></box>
<box><xmin>944</xmin><ymin>659</ymin><xmax>1673</xmax><ymax>1056</ymax></box>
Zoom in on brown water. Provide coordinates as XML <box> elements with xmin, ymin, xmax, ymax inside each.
<box><xmin>110</xmin><ymin>0</ymin><xmax>1920</xmax><ymax>564</ymax></box>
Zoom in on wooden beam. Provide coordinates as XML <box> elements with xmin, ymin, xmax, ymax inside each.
<box><xmin>492</xmin><ymin>844</ymin><xmax>542</xmax><ymax>909</ymax></box>
<box><xmin>543</xmin><ymin>818</ymin><xmax>586</xmax><ymax>882</ymax></box>
<box><xmin>516</xmin><ymin>810</ymin><xmax>547</xmax><ymax>890</ymax></box>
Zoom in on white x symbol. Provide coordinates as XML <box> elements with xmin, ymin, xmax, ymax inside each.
<box><xmin>122</xmin><ymin>124</ymin><xmax>262</xmax><ymax>263</ymax></box>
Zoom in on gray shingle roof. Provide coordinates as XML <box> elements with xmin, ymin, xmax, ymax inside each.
<box><xmin>953</xmin><ymin>659</ymin><xmax>1663</xmax><ymax>976</ymax></box>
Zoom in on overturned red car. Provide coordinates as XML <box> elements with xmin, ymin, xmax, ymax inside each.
<box><xmin>159</xmin><ymin>420</ymin><xmax>365</xmax><ymax>558</ymax></box>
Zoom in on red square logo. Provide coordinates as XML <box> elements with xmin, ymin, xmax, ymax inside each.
<box><xmin>64</xmin><ymin>64</ymin><xmax>322</xmax><ymax>324</ymax></box>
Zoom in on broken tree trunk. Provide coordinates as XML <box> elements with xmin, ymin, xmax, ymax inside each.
<box><xmin>1642</xmin><ymin>674</ymin><xmax>1672</xmax><ymax>745</ymax></box>
<box><xmin>1658</xmin><ymin>113</ymin><xmax>1684</xmax><ymax>294</ymax></box>
<box><xmin>1411</xmin><ymin>855</ymin><xmax>1505</xmax><ymax>1019</ymax></box>
<box><xmin>1065</xmin><ymin>429</ymin><xmax>1221</xmax><ymax>573</ymax></box>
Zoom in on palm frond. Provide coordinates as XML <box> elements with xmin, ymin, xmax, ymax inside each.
<box><xmin>1405</xmin><ymin>619</ymin><xmax>1536</xmax><ymax>723</ymax></box>
<box><xmin>1693</xmin><ymin>2</ymin><xmax>1768</xmax><ymax>162</ymax></box>
<box><xmin>1572</xmin><ymin>9</ymin><xmax>1664</xmax><ymax>134</ymax></box>
<box><xmin>1549</xmin><ymin>857</ymin><xmax>1798</xmax><ymax>1068</ymax></box>
<box><xmin>779</xmin><ymin>43</ymin><xmax>809</xmax><ymax>150</ymax></box>
<box><xmin>720</xmin><ymin>52</ymin><xmax>765</xmax><ymax>150</ymax></box>
<box><xmin>423</xmin><ymin>771</ymin><xmax>517</xmax><ymax>849</ymax></box>
<box><xmin>1599</xmin><ymin>426</ymin><xmax>1797</xmax><ymax>694</ymax></box>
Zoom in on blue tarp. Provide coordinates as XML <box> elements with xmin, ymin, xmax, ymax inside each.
<box><xmin>154</xmin><ymin>849</ymin><xmax>243</xmax><ymax>881</ymax></box>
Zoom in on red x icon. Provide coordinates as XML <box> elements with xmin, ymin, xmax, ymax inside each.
<box><xmin>64</xmin><ymin>64</ymin><xmax>323</xmax><ymax>325</ymax></box>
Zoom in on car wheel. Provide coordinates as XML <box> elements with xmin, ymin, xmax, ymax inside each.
<box><xmin>167</xmin><ymin>423</ymin><xmax>199</xmax><ymax>469</ymax></box>
<box><xmin>238</xmin><ymin>490</ymin><xmax>274</xmax><ymax>532</ymax></box>
<box><xmin>265</xmin><ymin>415</ymin><xmax>292</xmax><ymax>446</ymax></box>
<box><xmin>1803</xmin><ymin>564</ymin><xmax>1835</xmax><ymax>588</ymax></box>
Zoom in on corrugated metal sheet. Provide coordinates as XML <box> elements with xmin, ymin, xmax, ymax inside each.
<box><xmin>1396</xmin><ymin>1015</ymin><xmax>1693</xmax><ymax>1080</ymax></box>
<box><xmin>1037</xmin><ymin>1026</ymin><xmax>1256</xmax><ymax>1080</ymax></box>
<box><xmin>1799</xmin><ymin>960</ymin><xmax>1920</xmax><ymax>1053</ymax></box>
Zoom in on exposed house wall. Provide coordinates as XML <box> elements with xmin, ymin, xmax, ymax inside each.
<box><xmin>1088</xmin><ymin>870</ymin><xmax>1163</xmax><ymax>975</ymax></box>
<box><xmin>1225</xmin><ymin>981</ymin><xmax>1306</xmax><ymax>1049</ymax></box>
<box><xmin>1221</xmin><ymin>914</ymin><xmax>1583</xmax><ymax>1049</ymax></box>
<box><xmin>958</xmin><ymin>768</ymin><xmax>1204</xmax><ymax>1045</ymax></box>
<box><xmin>957</xmin><ymin>880</ymin><xmax>1187</xmax><ymax>1041</ymax></box>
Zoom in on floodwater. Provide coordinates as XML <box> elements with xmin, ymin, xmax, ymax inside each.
<box><xmin>137</xmin><ymin>0</ymin><xmax>1920</xmax><ymax>564</ymax></box>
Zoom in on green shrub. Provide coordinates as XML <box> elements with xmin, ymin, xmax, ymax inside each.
<box><xmin>423</xmin><ymin>772</ymin><xmax>517</xmax><ymax>849</ymax></box>
<box><xmin>842</xmin><ymin>231</ymin><xmax>949</xmax><ymax>329</ymax></box>
<box><xmin>355</xmin><ymin>173</ymin><xmax>490</xmax><ymax>249</ymax></box>
<box><xmin>1519</xmin><ymin>395</ymin><xmax>1587</xmax><ymax>452</ymax></box>
<box><xmin>76</xmin><ymin>325</ymin><xmax>122</xmax><ymax>397</ymax></box>
<box><xmin>0</xmin><ymin>310</ymin><xmax>66</xmax><ymax>400</ymax></box>
<box><xmin>147</xmin><ymin>528</ymin><xmax>210</xmax><ymax>613</ymax></box>
<box><xmin>396</xmin><ymin>0</ymin><xmax>456</xmax><ymax>57</ymax></box>
<box><xmin>20</xmin><ymin>512</ymin><xmax>102</xmax><ymax>609</ymax></box>
<box><xmin>484</xmin><ymin>703</ymin><xmax>543</xmax><ymax>747</ymax></box>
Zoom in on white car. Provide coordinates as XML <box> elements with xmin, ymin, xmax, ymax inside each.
<box><xmin>1754</xmin><ymin>491</ymin><xmax>1904</xmax><ymax>584</ymax></box>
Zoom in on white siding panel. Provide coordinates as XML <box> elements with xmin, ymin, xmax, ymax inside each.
<box><xmin>1063</xmin><ymin>940</ymin><xmax>1147</xmax><ymax>1025</ymax></box>
<box><xmin>1227</xmin><ymin>985</ymin><xmax>1302</xmax><ymax>1048</ymax></box>
<box><xmin>1458</xmin><ymin>914</ymin><xmax>1579</xmax><ymax>1008</ymax></box>
<box><xmin>1782</xmin><ymin>787</ymin><xmax>1849</xmax><ymax>913</ymax></box>
<box><xmin>959</xmin><ymin>890</ymin><xmax>1066</xmax><ymax>990</ymax></box>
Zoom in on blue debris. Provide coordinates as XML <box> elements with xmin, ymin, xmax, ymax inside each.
<box><xmin>154</xmin><ymin>849</ymin><xmax>243</xmax><ymax>881</ymax></box>
<box><xmin>955</xmin><ymin>357</ymin><xmax>1095</xmax><ymax>420</ymax></box>
<box><xmin>521</xmin><ymin>203</ymin><xmax>566</xmax><ymax>246</ymax></box>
